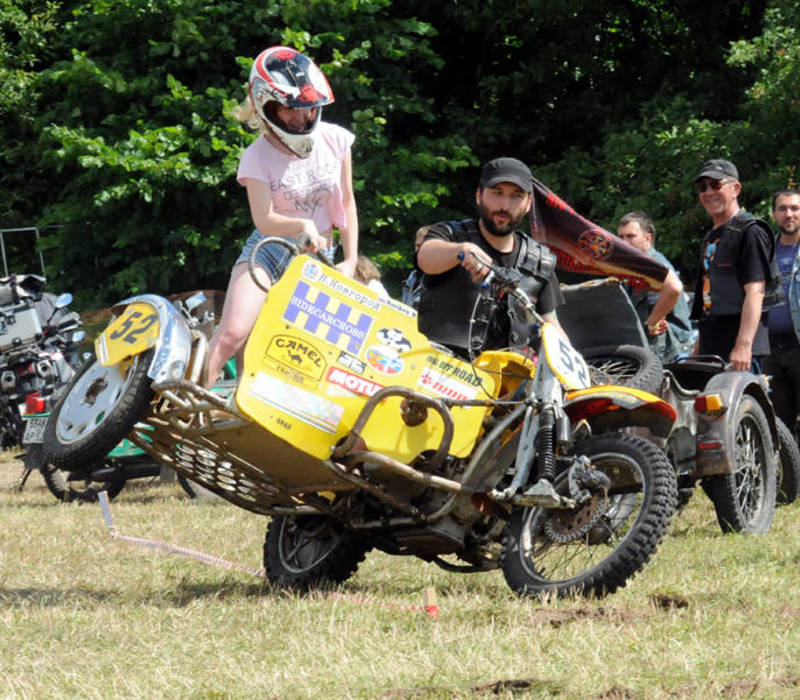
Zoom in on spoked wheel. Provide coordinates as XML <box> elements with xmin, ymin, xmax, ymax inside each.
<box><xmin>41</xmin><ymin>460</ymin><xmax>126</xmax><ymax>503</ymax></box>
<box><xmin>702</xmin><ymin>395</ymin><xmax>776</xmax><ymax>534</ymax></box>
<box><xmin>43</xmin><ymin>351</ymin><xmax>154</xmax><ymax>471</ymax></box>
<box><xmin>501</xmin><ymin>433</ymin><xmax>677</xmax><ymax>599</ymax></box>
<box><xmin>581</xmin><ymin>344</ymin><xmax>663</xmax><ymax>393</ymax></box>
<box><xmin>263</xmin><ymin>515</ymin><xmax>370</xmax><ymax>590</ymax></box>
<box><xmin>775</xmin><ymin>418</ymin><xmax>800</xmax><ymax>505</ymax></box>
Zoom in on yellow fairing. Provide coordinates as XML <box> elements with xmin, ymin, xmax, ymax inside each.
<box><xmin>236</xmin><ymin>256</ymin><xmax>498</xmax><ymax>463</ymax></box>
<box><xmin>95</xmin><ymin>302</ymin><xmax>160</xmax><ymax>366</ymax></box>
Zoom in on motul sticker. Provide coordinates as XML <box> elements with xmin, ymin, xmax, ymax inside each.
<box><xmin>326</xmin><ymin>367</ymin><xmax>384</xmax><ymax>397</ymax></box>
<box><xmin>418</xmin><ymin>366</ymin><xmax>478</xmax><ymax>401</ymax></box>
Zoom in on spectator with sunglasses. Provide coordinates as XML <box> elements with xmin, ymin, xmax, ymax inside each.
<box><xmin>690</xmin><ymin>159</ymin><xmax>775</xmax><ymax>371</ymax></box>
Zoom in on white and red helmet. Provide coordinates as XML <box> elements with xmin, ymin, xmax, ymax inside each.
<box><xmin>248</xmin><ymin>46</ymin><xmax>334</xmax><ymax>158</ymax></box>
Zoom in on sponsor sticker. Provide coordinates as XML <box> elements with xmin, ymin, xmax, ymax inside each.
<box><xmin>337</xmin><ymin>351</ymin><xmax>366</xmax><ymax>375</ymax></box>
<box><xmin>375</xmin><ymin>327</ymin><xmax>412</xmax><ymax>353</ymax></box>
<box><xmin>283</xmin><ymin>280</ymin><xmax>374</xmax><ymax>354</ymax></box>
<box><xmin>265</xmin><ymin>334</ymin><xmax>325</xmax><ymax>381</ymax></box>
<box><xmin>365</xmin><ymin>345</ymin><xmax>404</xmax><ymax>375</ymax></box>
<box><xmin>249</xmin><ymin>372</ymin><xmax>344</xmax><ymax>434</ymax></box>
<box><xmin>326</xmin><ymin>367</ymin><xmax>384</xmax><ymax>397</ymax></box>
<box><xmin>301</xmin><ymin>261</ymin><xmax>381</xmax><ymax>311</ymax></box>
<box><xmin>425</xmin><ymin>354</ymin><xmax>482</xmax><ymax>386</ymax></box>
<box><xmin>418</xmin><ymin>366</ymin><xmax>478</xmax><ymax>401</ymax></box>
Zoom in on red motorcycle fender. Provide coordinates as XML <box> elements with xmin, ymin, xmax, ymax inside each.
<box><xmin>563</xmin><ymin>385</ymin><xmax>676</xmax><ymax>438</ymax></box>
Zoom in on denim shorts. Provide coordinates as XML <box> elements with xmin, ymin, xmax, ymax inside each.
<box><xmin>234</xmin><ymin>231</ymin><xmax>336</xmax><ymax>283</ymax></box>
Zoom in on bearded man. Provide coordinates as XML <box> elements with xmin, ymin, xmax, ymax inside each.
<box><xmin>416</xmin><ymin>157</ymin><xmax>564</xmax><ymax>357</ymax></box>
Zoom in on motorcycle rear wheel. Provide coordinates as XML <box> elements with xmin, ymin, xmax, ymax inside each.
<box><xmin>263</xmin><ymin>515</ymin><xmax>369</xmax><ymax>590</ymax></box>
<box><xmin>501</xmin><ymin>433</ymin><xmax>677</xmax><ymax>599</ymax></box>
<box><xmin>43</xmin><ymin>351</ymin><xmax>154</xmax><ymax>471</ymax></box>
<box><xmin>701</xmin><ymin>395</ymin><xmax>776</xmax><ymax>534</ymax></box>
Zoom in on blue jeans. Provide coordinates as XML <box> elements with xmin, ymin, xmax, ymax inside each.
<box><xmin>234</xmin><ymin>231</ymin><xmax>336</xmax><ymax>283</ymax></box>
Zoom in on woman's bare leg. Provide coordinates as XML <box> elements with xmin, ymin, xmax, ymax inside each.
<box><xmin>206</xmin><ymin>262</ymin><xmax>270</xmax><ymax>385</ymax></box>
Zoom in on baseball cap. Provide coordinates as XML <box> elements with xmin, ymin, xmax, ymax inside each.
<box><xmin>696</xmin><ymin>159</ymin><xmax>739</xmax><ymax>182</ymax></box>
<box><xmin>479</xmin><ymin>157</ymin><xmax>533</xmax><ymax>193</ymax></box>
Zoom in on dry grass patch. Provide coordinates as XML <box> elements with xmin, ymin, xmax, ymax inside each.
<box><xmin>2</xmin><ymin>451</ymin><xmax>800</xmax><ymax>698</ymax></box>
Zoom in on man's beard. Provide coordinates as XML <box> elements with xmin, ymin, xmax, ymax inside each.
<box><xmin>780</xmin><ymin>222</ymin><xmax>800</xmax><ymax>238</ymax></box>
<box><xmin>479</xmin><ymin>204</ymin><xmax>524</xmax><ymax>237</ymax></box>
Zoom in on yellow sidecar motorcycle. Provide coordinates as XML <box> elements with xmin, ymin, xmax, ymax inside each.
<box><xmin>44</xmin><ymin>240</ymin><xmax>678</xmax><ymax>599</ymax></box>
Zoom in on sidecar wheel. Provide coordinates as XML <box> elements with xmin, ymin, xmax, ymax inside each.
<box><xmin>43</xmin><ymin>351</ymin><xmax>154</xmax><ymax>471</ymax></box>
<box><xmin>581</xmin><ymin>344</ymin><xmax>663</xmax><ymax>393</ymax></box>
<box><xmin>263</xmin><ymin>515</ymin><xmax>370</xmax><ymax>590</ymax></box>
<box><xmin>501</xmin><ymin>433</ymin><xmax>677</xmax><ymax>599</ymax></box>
<box><xmin>775</xmin><ymin>418</ymin><xmax>800</xmax><ymax>505</ymax></box>
<box><xmin>41</xmin><ymin>459</ymin><xmax>126</xmax><ymax>503</ymax></box>
<box><xmin>701</xmin><ymin>395</ymin><xmax>776</xmax><ymax>534</ymax></box>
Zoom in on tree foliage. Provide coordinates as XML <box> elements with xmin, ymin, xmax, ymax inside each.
<box><xmin>1</xmin><ymin>0</ymin><xmax>798</xmax><ymax>304</ymax></box>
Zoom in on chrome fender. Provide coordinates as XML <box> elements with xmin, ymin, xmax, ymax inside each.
<box><xmin>563</xmin><ymin>385</ymin><xmax>676</xmax><ymax>438</ymax></box>
<box><xmin>104</xmin><ymin>294</ymin><xmax>193</xmax><ymax>383</ymax></box>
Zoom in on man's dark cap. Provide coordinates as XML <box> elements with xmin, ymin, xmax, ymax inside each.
<box><xmin>696</xmin><ymin>159</ymin><xmax>739</xmax><ymax>182</ymax></box>
<box><xmin>479</xmin><ymin>157</ymin><xmax>533</xmax><ymax>193</ymax></box>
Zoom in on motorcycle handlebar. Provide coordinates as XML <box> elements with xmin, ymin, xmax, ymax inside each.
<box><xmin>248</xmin><ymin>235</ymin><xmax>332</xmax><ymax>293</ymax></box>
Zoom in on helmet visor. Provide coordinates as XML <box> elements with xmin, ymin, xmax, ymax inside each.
<box><xmin>267</xmin><ymin>103</ymin><xmax>320</xmax><ymax>135</ymax></box>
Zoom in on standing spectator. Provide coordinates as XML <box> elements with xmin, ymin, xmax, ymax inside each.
<box><xmin>354</xmin><ymin>255</ymin><xmax>390</xmax><ymax>299</ymax></box>
<box><xmin>763</xmin><ymin>189</ymin><xmax>800</xmax><ymax>430</ymax></box>
<box><xmin>617</xmin><ymin>212</ymin><xmax>693</xmax><ymax>361</ymax></box>
<box><xmin>206</xmin><ymin>46</ymin><xmax>358</xmax><ymax>384</ymax></box>
<box><xmin>689</xmin><ymin>159</ymin><xmax>775</xmax><ymax>371</ymax></box>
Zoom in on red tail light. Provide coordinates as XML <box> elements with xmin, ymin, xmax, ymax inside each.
<box><xmin>25</xmin><ymin>392</ymin><xmax>46</xmax><ymax>414</ymax></box>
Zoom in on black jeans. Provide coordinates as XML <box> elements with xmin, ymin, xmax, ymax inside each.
<box><xmin>762</xmin><ymin>338</ymin><xmax>800</xmax><ymax>431</ymax></box>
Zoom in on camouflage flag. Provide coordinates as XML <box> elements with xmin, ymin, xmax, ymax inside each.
<box><xmin>529</xmin><ymin>177</ymin><xmax>668</xmax><ymax>290</ymax></box>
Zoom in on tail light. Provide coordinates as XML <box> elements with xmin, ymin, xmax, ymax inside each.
<box><xmin>25</xmin><ymin>392</ymin><xmax>46</xmax><ymax>414</ymax></box>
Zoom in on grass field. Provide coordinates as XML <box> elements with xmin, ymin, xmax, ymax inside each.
<box><xmin>1</xmin><ymin>452</ymin><xmax>799</xmax><ymax>699</ymax></box>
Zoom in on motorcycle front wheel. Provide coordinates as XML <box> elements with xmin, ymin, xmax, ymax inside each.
<box><xmin>701</xmin><ymin>395</ymin><xmax>776</xmax><ymax>534</ymax></box>
<box><xmin>263</xmin><ymin>515</ymin><xmax>370</xmax><ymax>590</ymax></box>
<box><xmin>43</xmin><ymin>351</ymin><xmax>154</xmax><ymax>471</ymax></box>
<box><xmin>501</xmin><ymin>433</ymin><xmax>677</xmax><ymax>599</ymax></box>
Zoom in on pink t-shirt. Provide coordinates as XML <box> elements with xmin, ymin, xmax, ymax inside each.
<box><xmin>237</xmin><ymin>121</ymin><xmax>355</xmax><ymax>236</ymax></box>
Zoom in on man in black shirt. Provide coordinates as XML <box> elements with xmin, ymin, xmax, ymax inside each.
<box><xmin>417</xmin><ymin>157</ymin><xmax>563</xmax><ymax>357</ymax></box>
<box><xmin>690</xmin><ymin>159</ymin><xmax>774</xmax><ymax>371</ymax></box>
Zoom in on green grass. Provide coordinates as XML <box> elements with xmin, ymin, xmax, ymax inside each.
<box><xmin>2</xmin><ymin>453</ymin><xmax>799</xmax><ymax>699</ymax></box>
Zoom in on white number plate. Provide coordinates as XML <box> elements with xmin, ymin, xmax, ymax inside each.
<box><xmin>541</xmin><ymin>323</ymin><xmax>591</xmax><ymax>390</ymax></box>
<box><xmin>22</xmin><ymin>417</ymin><xmax>48</xmax><ymax>445</ymax></box>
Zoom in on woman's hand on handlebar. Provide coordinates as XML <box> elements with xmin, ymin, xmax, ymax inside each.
<box><xmin>297</xmin><ymin>221</ymin><xmax>326</xmax><ymax>254</ymax></box>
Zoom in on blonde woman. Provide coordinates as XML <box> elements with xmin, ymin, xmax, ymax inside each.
<box><xmin>206</xmin><ymin>46</ymin><xmax>358</xmax><ymax>383</ymax></box>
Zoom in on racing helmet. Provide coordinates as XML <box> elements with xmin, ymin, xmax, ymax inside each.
<box><xmin>248</xmin><ymin>46</ymin><xmax>334</xmax><ymax>158</ymax></box>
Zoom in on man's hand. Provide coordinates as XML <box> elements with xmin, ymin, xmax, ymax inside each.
<box><xmin>729</xmin><ymin>341</ymin><xmax>753</xmax><ymax>372</ymax></box>
<box><xmin>460</xmin><ymin>243</ymin><xmax>492</xmax><ymax>282</ymax></box>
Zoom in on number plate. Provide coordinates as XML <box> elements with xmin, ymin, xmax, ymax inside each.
<box><xmin>95</xmin><ymin>302</ymin><xmax>160</xmax><ymax>366</ymax></box>
<box><xmin>541</xmin><ymin>323</ymin><xmax>591</xmax><ymax>391</ymax></box>
<box><xmin>22</xmin><ymin>416</ymin><xmax>48</xmax><ymax>445</ymax></box>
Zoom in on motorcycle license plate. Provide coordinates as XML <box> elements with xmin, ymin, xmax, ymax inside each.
<box><xmin>96</xmin><ymin>302</ymin><xmax>160</xmax><ymax>366</ymax></box>
<box><xmin>22</xmin><ymin>416</ymin><xmax>48</xmax><ymax>445</ymax></box>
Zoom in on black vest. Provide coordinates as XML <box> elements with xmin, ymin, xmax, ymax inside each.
<box><xmin>417</xmin><ymin>219</ymin><xmax>556</xmax><ymax>354</ymax></box>
<box><xmin>691</xmin><ymin>211</ymin><xmax>782</xmax><ymax>318</ymax></box>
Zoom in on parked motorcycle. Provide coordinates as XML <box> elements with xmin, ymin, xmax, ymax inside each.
<box><xmin>44</xmin><ymin>239</ymin><xmax>678</xmax><ymax>599</ymax></box>
<box><xmin>0</xmin><ymin>274</ymin><xmax>82</xmax><ymax>448</ymax></box>
<box><xmin>21</xmin><ymin>293</ymin><xmax>228</xmax><ymax>503</ymax></box>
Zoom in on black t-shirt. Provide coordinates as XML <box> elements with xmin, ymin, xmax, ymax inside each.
<box><xmin>419</xmin><ymin>222</ymin><xmax>564</xmax><ymax>352</ymax></box>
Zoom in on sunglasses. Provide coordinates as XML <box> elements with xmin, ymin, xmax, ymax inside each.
<box><xmin>696</xmin><ymin>179</ymin><xmax>732</xmax><ymax>194</ymax></box>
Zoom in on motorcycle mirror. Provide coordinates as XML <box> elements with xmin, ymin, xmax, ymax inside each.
<box><xmin>183</xmin><ymin>292</ymin><xmax>206</xmax><ymax>313</ymax></box>
<box><xmin>54</xmin><ymin>293</ymin><xmax>73</xmax><ymax>309</ymax></box>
